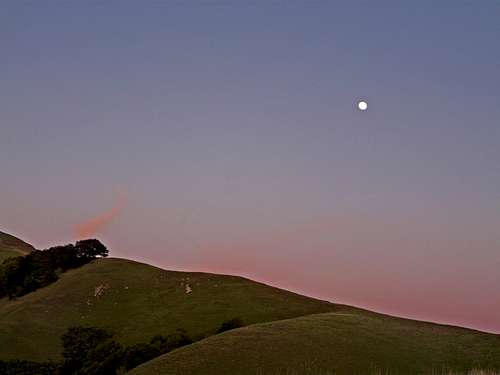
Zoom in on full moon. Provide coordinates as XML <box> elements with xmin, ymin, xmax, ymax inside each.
<box><xmin>357</xmin><ymin>101</ymin><xmax>368</xmax><ymax>111</ymax></box>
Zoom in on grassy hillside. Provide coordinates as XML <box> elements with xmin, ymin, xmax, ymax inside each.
<box><xmin>0</xmin><ymin>258</ymin><xmax>338</xmax><ymax>361</ymax></box>
<box><xmin>131</xmin><ymin>312</ymin><xmax>500</xmax><ymax>375</ymax></box>
<box><xmin>2</xmin><ymin>237</ymin><xmax>499</xmax><ymax>374</ymax></box>
<box><xmin>0</xmin><ymin>231</ymin><xmax>34</xmax><ymax>263</ymax></box>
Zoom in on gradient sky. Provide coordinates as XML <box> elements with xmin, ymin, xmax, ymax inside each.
<box><xmin>2</xmin><ymin>2</ymin><xmax>500</xmax><ymax>333</ymax></box>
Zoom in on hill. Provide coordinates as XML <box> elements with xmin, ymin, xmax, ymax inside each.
<box><xmin>2</xmin><ymin>233</ymin><xmax>499</xmax><ymax>374</ymax></box>
<box><xmin>0</xmin><ymin>258</ymin><xmax>338</xmax><ymax>362</ymax></box>
<box><xmin>131</xmin><ymin>312</ymin><xmax>500</xmax><ymax>375</ymax></box>
<box><xmin>0</xmin><ymin>231</ymin><xmax>34</xmax><ymax>263</ymax></box>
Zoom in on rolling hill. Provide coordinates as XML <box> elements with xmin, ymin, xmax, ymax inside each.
<box><xmin>131</xmin><ymin>312</ymin><xmax>500</xmax><ymax>375</ymax></box>
<box><xmin>1</xmin><ymin>232</ymin><xmax>499</xmax><ymax>374</ymax></box>
<box><xmin>0</xmin><ymin>257</ymin><xmax>338</xmax><ymax>362</ymax></box>
<box><xmin>0</xmin><ymin>231</ymin><xmax>34</xmax><ymax>263</ymax></box>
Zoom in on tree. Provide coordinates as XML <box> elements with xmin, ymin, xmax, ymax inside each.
<box><xmin>60</xmin><ymin>326</ymin><xmax>114</xmax><ymax>374</ymax></box>
<box><xmin>21</xmin><ymin>250</ymin><xmax>58</xmax><ymax>294</ymax></box>
<box><xmin>0</xmin><ymin>239</ymin><xmax>109</xmax><ymax>299</ymax></box>
<box><xmin>216</xmin><ymin>318</ymin><xmax>244</xmax><ymax>333</ymax></box>
<box><xmin>46</xmin><ymin>244</ymin><xmax>78</xmax><ymax>270</ymax></box>
<box><xmin>0</xmin><ymin>359</ymin><xmax>57</xmax><ymax>375</ymax></box>
<box><xmin>0</xmin><ymin>256</ymin><xmax>27</xmax><ymax>298</ymax></box>
<box><xmin>150</xmin><ymin>329</ymin><xmax>193</xmax><ymax>353</ymax></box>
<box><xmin>75</xmin><ymin>239</ymin><xmax>108</xmax><ymax>264</ymax></box>
<box><xmin>121</xmin><ymin>343</ymin><xmax>159</xmax><ymax>371</ymax></box>
<box><xmin>3</xmin><ymin>325</ymin><xmax>197</xmax><ymax>374</ymax></box>
<box><xmin>78</xmin><ymin>340</ymin><xmax>123</xmax><ymax>375</ymax></box>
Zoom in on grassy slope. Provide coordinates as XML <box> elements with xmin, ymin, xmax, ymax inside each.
<box><xmin>131</xmin><ymin>312</ymin><xmax>500</xmax><ymax>375</ymax></box>
<box><xmin>0</xmin><ymin>258</ymin><xmax>338</xmax><ymax>361</ymax></box>
<box><xmin>0</xmin><ymin>231</ymin><xmax>34</xmax><ymax>263</ymax></box>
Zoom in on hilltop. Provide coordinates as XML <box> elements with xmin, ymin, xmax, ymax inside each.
<box><xmin>0</xmin><ymin>231</ymin><xmax>34</xmax><ymax>263</ymax></box>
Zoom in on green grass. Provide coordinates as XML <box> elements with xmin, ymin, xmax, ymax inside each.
<box><xmin>0</xmin><ymin>258</ymin><xmax>338</xmax><ymax>361</ymax></box>
<box><xmin>130</xmin><ymin>312</ymin><xmax>500</xmax><ymax>375</ymax></box>
<box><xmin>0</xmin><ymin>231</ymin><xmax>34</xmax><ymax>263</ymax></box>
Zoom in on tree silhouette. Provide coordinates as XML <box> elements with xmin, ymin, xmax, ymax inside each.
<box><xmin>0</xmin><ymin>239</ymin><xmax>109</xmax><ymax>298</ymax></box>
<box><xmin>60</xmin><ymin>326</ymin><xmax>120</xmax><ymax>374</ymax></box>
<box><xmin>75</xmin><ymin>239</ymin><xmax>109</xmax><ymax>264</ymax></box>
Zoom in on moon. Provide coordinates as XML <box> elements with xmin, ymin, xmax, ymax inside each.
<box><xmin>357</xmin><ymin>101</ymin><xmax>368</xmax><ymax>111</ymax></box>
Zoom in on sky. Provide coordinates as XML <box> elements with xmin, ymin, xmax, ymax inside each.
<box><xmin>1</xmin><ymin>2</ymin><xmax>500</xmax><ymax>333</ymax></box>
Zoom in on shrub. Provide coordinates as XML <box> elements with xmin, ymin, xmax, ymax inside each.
<box><xmin>0</xmin><ymin>359</ymin><xmax>58</xmax><ymax>375</ymax></box>
<box><xmin>122</xmin><ymin>343</ymin><xmax>160</xmax><ymax>371</ymax></box>
<box><xmin>150</xmin><ymin>329</ymin><xmax>193</xmax><ymax>353</ymax></box>
<box><xmin>217</xmin><ymin>318</ymin><xmax>244</xmax><ymax>333</ymax></box>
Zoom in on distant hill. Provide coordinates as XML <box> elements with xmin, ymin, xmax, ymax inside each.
<box><xmin>131</xmin><ymin>312</ymin><xmax>500</xmax><ymax>375</ymax></box>
<box><xmin>0</xmin><ymin>231</ymin><xmax>34</xmax><ymax>263</ymax></box>
<box><xmin>0</xmin><ymin>258</ymin><xmax>338</xmax><ymax>361</ymax></box>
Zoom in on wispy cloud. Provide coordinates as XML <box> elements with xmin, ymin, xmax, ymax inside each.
<box><xmin>75</xmin><ymin>189</ymin><xmax>127</xmax><ymax>238</ymax></box>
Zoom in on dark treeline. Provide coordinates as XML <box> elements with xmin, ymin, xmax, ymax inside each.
<box><xmin>0</xmin><ymin>318</ymin><xmax>244</xmax><ymax>374</ymax></box>
<box><xmin>0</xmin><ymin>239</ymin><xmax>108</xmax><ymax>299</ymax></box>
<box><xmin>0</xmin><ymin>326</ymin><xmax>193</xmax><ymax>375</ymax></box>
<box><xmin>60</xmin><ymin>326</ymin><xmax>193</xmax><ymax>374</ymax></box>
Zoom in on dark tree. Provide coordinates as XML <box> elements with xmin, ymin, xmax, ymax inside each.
<box><xmin>78</xmin><ymin>340</ymin><xmax>123</xmax><ymax>375</ymax></box>
<box><xmin>60</xmin><ymin>326</ymin><xmax>114</xmax><ymax>374</ymax></box>
<box><xmin>21</xmin><ymin>250</ymin><xmax>58</xmax><ymax>294</ymax></box>
<box><xmin>0</xmin><ymin>359</ymin><xmax>58</xmax><ymax>375</ymax></box>
<box><xmin>3</xmin><ymin>325</ymin><xmax>198</xmax><ymax>374</ymax></box>
<box><xmin>46</xmin><ymin>244</ymin><xmax>78</xmax><ymax>270</ymax></box>
<box><xmin>0</xmin><ymin>239</ymin><xmax>109</xmax><ymax>298</ymax></box>
<box><xmin>75</xmin><ymin>239</ymin><xmax>108</xmax><ymax>264</ymax></box>
<box><xmin>122</xmin><ymin>343</ymin><xmax>160</xmax><ymax>371</ymax></box>
<box><xmin>150</xmin><ymin>329</ymin><xmax>193</xmax><ymax>353</ymax></box>
<box><xmin>216</xmin><ymin>318</ymin><xmax>244</xmax><ymax>333</ymax></box>
<box><xmin>0</xmin><ymin>256</ymin><xmax>27</xmax><ymax>298</ymax></box>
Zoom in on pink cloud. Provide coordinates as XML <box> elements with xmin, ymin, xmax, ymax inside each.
<box><xmin>75</xmin><ymin>190</ymin><xmax>127</xmax><ymax>238</ymax></box>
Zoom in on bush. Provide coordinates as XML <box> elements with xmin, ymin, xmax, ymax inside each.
<box><xmin>0</xmin><ymin>359</ymin><xmax>58</xmax><ymax>375</ymax></box>
<box><xmin>122</xmin><ymin>343</ymin><xmax>160</xmax><ymax>371</ymax></box>
<box><xmin>150</xmin><ymin>329</ymin><xmax>193</xmax><ymax>353</ymax></box>
<box><xmin>78</xmin><ymin>340</ymin><xmax>123</xmax><ymax>375</ymax></box>
<box><xmin>217</xmin><ymin>318</ymin><xmax>244</xmax><ymax>333</ymax></box>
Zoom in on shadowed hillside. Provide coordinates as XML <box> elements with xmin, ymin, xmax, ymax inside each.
<box><xmin>131</xmin><ymin>312</ymin><xmax>500</xmax><ymax>375</ymax></box>
<box><xmin>0</xmin><ymin>231</ymin><xmax>34</xmax><ymax>263</ymax></box>
<box><xmin>0</xmin><ymin>257</ymin><xmax>339</xmax><ymax>361</ymax></box>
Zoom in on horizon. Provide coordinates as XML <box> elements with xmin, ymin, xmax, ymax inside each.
<box><xmin>2</xmin><ymin>2</ymin><xmax>500</xmax><ymax>335</ymax></box>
